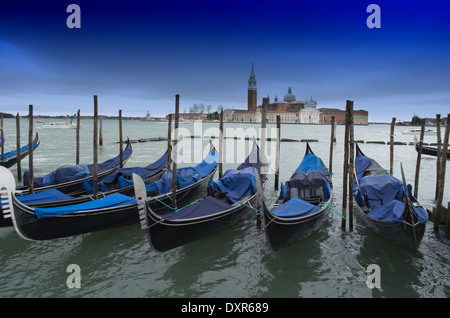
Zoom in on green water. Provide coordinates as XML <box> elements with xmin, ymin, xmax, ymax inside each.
<box><xmin>0</xmin><ymin>118</ymin><xmax>449</xmax><ymax>298</ymax></box>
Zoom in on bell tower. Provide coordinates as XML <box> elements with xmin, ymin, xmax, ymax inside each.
<box><xmin>247</xmin><ymin>63</ymin><xmax>257</xmax><ymax>111</ymax></box>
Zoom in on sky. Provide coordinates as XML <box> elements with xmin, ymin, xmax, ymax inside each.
<box><xmin>0</xmin><ymin>0</ymin><xmax>449</xmax><ymax>122</ymax></box>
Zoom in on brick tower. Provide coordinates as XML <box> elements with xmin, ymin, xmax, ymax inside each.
<box><xmin>247</xmin><ymin>63</ymin><xmax>257</xmax><ymax>111</ymax></box>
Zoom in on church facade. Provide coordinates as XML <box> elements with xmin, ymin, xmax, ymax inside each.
<box><xmin>229</xmin><ymin>64</ymin><xmax>368</xmax><ymax>125</ymax></box>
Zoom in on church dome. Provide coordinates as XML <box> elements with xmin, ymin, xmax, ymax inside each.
<box><xmin>283</xmin><ymin>87</ymin><xmax>296</xmax><ymax>102</ymax></box>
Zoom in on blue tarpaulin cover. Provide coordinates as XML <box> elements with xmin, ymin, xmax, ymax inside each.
<box><xmin>195</xmin><ymin>152</ymin><xmax>219</xmax><ymax>177</ymax></box>
<box><xmin>161</xmin><ymin>196</ymin><xmax>232</xmax><ymax>221</ymax></box>
<box><xmin>209</xmin><ymin>167</ymin><xmax>256</xmax><ymax>203</ymax></box>
<box><xmin>359</xmin><ymin>174</ymin><xmax>404</xmax><ymax>209</ymax></box>
<box><xmin>16</xmin><ymin>188</ymin><xmax>74</xmax><ymax>205</ymax></box>
<box><xmin>24</xmin><ymin>145</ymin><xmax>132</xmax><ymax>187</ymax></box>
<box><xmin>100</xmin><ymin>152</ymin><xmax>168</xmax><ymax>185</ymax></box>
<box><xmin>1</xmin><ymin>143</ymin><xmax>38</xmax><ymax>160</ymax></box>
<box><xmin>356</xmin><ymin>173</ymin><xmax>428</xmax><ymax>224</ymax></box>
<box><xmin>34</xmin><ymin>193</ymin><xmax>137</xmax><ymax>219</ymax></box>
<box><xmin>278</xmin><ymin>153</ymin><xmax>329</xmax><ymax>201</ymax></box>
<box><xmin>353</xmin><ymin>154</ymin><xmax>373</xmax><ymax>205</ymax></box>
<box><xmin>83</xmin><ymin>152</ymin><xmax>168</xmax><ymax>194</ymax></box>
<box><xmin>155</xmin><ymin>167</ymin><xmax>201</xmax><ymax>194</ymax></box>
<box><xmin>295</xmin><ymin>153</ymin><xmax>325</xmax><ymax>175</ymax></box>
<box><xmin>354</xmin><ymin>155</ymin><xmax>373</xmax><ymax>183</ymax></box>
<box><xmin>147</xmin><ymin>151</ymin><xmax>218</xmax><ymax>195</ymax></box>
<box><xmin>272</xmin><ymin>197</ymin><xmax>321</xmax><ymax>218</ymax></box>
<box><xmin>365</xmin><ymin>199</ymin><xmax>428</xmax><ymax>224</ymax></box>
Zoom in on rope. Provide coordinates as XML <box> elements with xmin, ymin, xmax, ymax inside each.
<box><xmin>168</xmin><ymin>198</ymin><xmax>203</xmax><ymax>214</ymax></box>
<box><xmin>319</xmin><ymin>201</ymin><xmax>346</xmax><ymax>220</ymax></box>
<box><xmin>149</xmin><ymin>195</ymin><xmax>177</xmax><ymax>210</ymax></box>
<box><xmin>236</xmin><ymin>200</ymin><xmax>260</xmax><ymax>213</ymax></box>
<box><xmin>373</xmin><ymin>169</ymin><xmax>390</xmax><ymax>175</ymax></box>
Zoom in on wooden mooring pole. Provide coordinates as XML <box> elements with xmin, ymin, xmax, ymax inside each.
<box><xmin>257</xmin><ymin>98</ymin><xmax>268</xmax><ymax>228</ymax></box>
<box><xmin>414</xmin><ymin>119</ymin><xmax>425</xmax><ymax>198</ymax></box>
<box><xmin>171</xmin><ymin>95</ymin><xmax>180</xmax><ymax>209</ymax></box>
<box><xmin>435</xmin><ymin>114</ymin><xmax>441</xmax><ymax>200</ymax></box>
<box><xmin>274</xmin><ymin>115</ymin><xmax>281</xmax><ymax>190</ymax></box>
<box><xmin>119</xmin><ymin>110</ymin><xmax>123</xmax><ymax>168</ymax></box>
<box><xmin>76</xmin><ymin>109</ymin><xmax>80</xmax><ymax>165</ymax></box>
<box><xmin>167</xmin><ymin>114</ymin><xmax>172</xmax><ymax>171</ymax></box>
<box><xmin>28</xmin><ymin>105</ymin><xmax>34</xmax><ymax>193</ymax></box>
<box><xmin>16</xmin><ymin>113</ymin><xmax>22</xmax><ymax>182</ymax></box>
<box><xmin>347</xmin><ymin>101</ymin><xmax>354</xmax><ymax>230</ymax></box>
<box><xmin>99</xmin><ymin>116</ymin><xmax>103</xmax><ymax>146</ymax></box>
<box><xmin>434</xmin><ymin>114</ymin><xmax>450</xmax><ymax>232</ymax></box>
<box><xmin>219</xmin><ymin>109</ymin><xmax>224</xmax><ymax>178</ymax></box>
<box><xmin>341</xmin><ymin>103</ymin><xmax>350</xmax><ymax>230</ymax></box>
<box><xmin>329</xmin><ymin>116</ymin><xmax>335</xmax><ymax>174</ymax></box>
<box><xmin>93</xmin><ymin>96</ymin><xmax>99</xmax><ymax>200</ymax></box>
<box><xmin>259</xmin><ymin>98</ymin><xmax>267</xmax><ymax>186</ymax></box>
<box><xmin>390</xmin><ymin>117</ymin><xmax>396</xmax><ymax>175</ymax></box>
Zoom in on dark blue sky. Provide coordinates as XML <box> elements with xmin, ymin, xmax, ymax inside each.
<box><xmin>1</xmin><ymin>0</ymin><xmax>449</xmax><ymax>121</ymax></box>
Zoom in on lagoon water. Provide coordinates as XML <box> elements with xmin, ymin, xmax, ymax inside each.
<box><xmin>0</xmin><ymin>118</ymin><xmax>449</xmax><ymax>298</ymax></box>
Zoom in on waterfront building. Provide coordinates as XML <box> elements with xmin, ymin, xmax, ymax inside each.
<box><xmin>319</xmin><ymin>108</ymin><xmax>368</xmax><ymax>125</ymax></box>
<box><xmin>167</xmin><ymin>64</ymin><xmax>369</xmax><ymax>125</ymax></box>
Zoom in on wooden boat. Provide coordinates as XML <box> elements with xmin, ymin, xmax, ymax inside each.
<box><xmin>261</xmin><ymin>143</ymin><xmax>333</xmax><ymax>252</ymax></box>
<box><xmin>353</xmin><ymin>143</ymin><xmax>428</xmax><ymax>251</ymax></box>
<box><xmin>134</xmin><ymin>140</ymin><xmax>265</xmax><ymax>252</ymax></box>
<box><xmin>1</xmin><ymin>145</ymin><xmax>218</xmax><ymax>240</ymax></box>
<box><xmin>17</xmin><ymin>139</ymin><xmax>133</xmax><ymax>195</ymax></box>
<box><xmin>0</xmin><ymin>132</ymin><xmax>40</xmax><ymax>168</ymax></box>
<box><xmin>415</xmin><ymin>143</ymin><xmax>450</xmax><ymax>159</ymax></box>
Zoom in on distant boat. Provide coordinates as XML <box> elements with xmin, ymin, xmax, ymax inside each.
<box><xmin>42</xmin><ymin>122</ymin><xmax>77</xmax><ymax>129</ymax></box>
<box><xmin>401</xmin><ymin>128</ymin><xmax>436</xmax><ymax>135</ymax></box>
<box><xmin>415</xmin><ymin>143</ymin><xmax>450</xmax><ymax>159</ymax></box>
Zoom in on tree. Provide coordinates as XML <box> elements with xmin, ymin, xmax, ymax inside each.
<box><xmin>411</xmin><ymin>114</ymin><xmax>421</xmax><ymax>126</ymax></box>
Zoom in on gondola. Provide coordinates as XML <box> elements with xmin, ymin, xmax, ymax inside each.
<box><xmin>415</xmin><ymin>143</ymin><xmax>450</xmax><ymax>159</ymax></box>
<box><xmin>17</xmin><ymin>138</ymin><xmax>133</xmax><ymax>195</ymax></box>
<box><xmin>353</xmin><ymin>143</ymin><xmax>428</xmax><ymax>251</ymax></box>
<box><xmin>134</xmin><ymin>140</ymin><xmax>266</xmax><ymax>252</ymax></box>
<box><xmin>0</xmin><ymin>132</ymin><xmax>40</xmax><ymax>168</ymax></box>
<box><xmin>1</xmin><ymin>145</ymin><xmax>218</xmax><ymax>240</ymax></box>
<box><xmin>0</xmin><ymin>150</ymin><xmax>169</xmax><ymax>228</ymax></box>
<box><xmin>261</xmin><ymin>143</ymin><xmax>333</xmax><ymax>252</ymax></box>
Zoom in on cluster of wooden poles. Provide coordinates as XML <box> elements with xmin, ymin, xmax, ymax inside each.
<box><xmin>1</xmin><ymin>106</ymin><xmax>37</xmax><ymax>189</ymax></box>
<box><xmin>413</xmin><ymin>114</ymin><xmax>450</xmax><ymax>233</ymax></box>
<box><xmin>3</xmin><ymin>96</ymin><xmax>449</xmax><ymax>234</ymax></box>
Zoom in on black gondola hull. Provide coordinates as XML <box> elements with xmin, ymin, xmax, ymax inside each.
<box><xmin>0</xmin><ymin>133</ymin><xmax>41</xmax><ymax>168</ymax></box>
<box><xmin>262</xmin><ymin>200</ymin><xmax>331</xmax><ymax>252</ymax></box>
<box><xmin>19</xmin><ymin>169</ymin><xmax>166</xmax><ymax>209</ymax></box>
<box><xmin>354</xmin><ymin>143</ymin><xmax>427</xmax><ymax>251</ymax></box>
<box><xmin>262</xmin><ymin>142</ymin><xmax>333</xmax><ymax>252</ymax></box>
<box><xmin>9</xmin><ymin>167</ymin><xmax>216</xmax><ymax>240</ymax></box>
<box><xmin>416</xmin><ymin>143</ymin><xmax>450</xmax><ymax>159</ymax></box>
<box><xmin>0</xmin><ymin>169</ymin><xmax>165</xmax><ymax>228</ymax></box>
<box><xmin>356</xmin><ymin>205</ymin><xmax>426</xmax><ymax>251</ymax></box>
<box><xmin>16</xmin><ymin>139</ymin><xmax>133</xmax><ymax>196</ymax></box>
<box><xmin>11</xmin><ymin>199</ymin><xmax>139</xmax><ymax>240</ymax></box>
<box><xmin>145</xmin><ymin>194</ymin><xmax>258</xmax><ymax>252</ymax></box>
